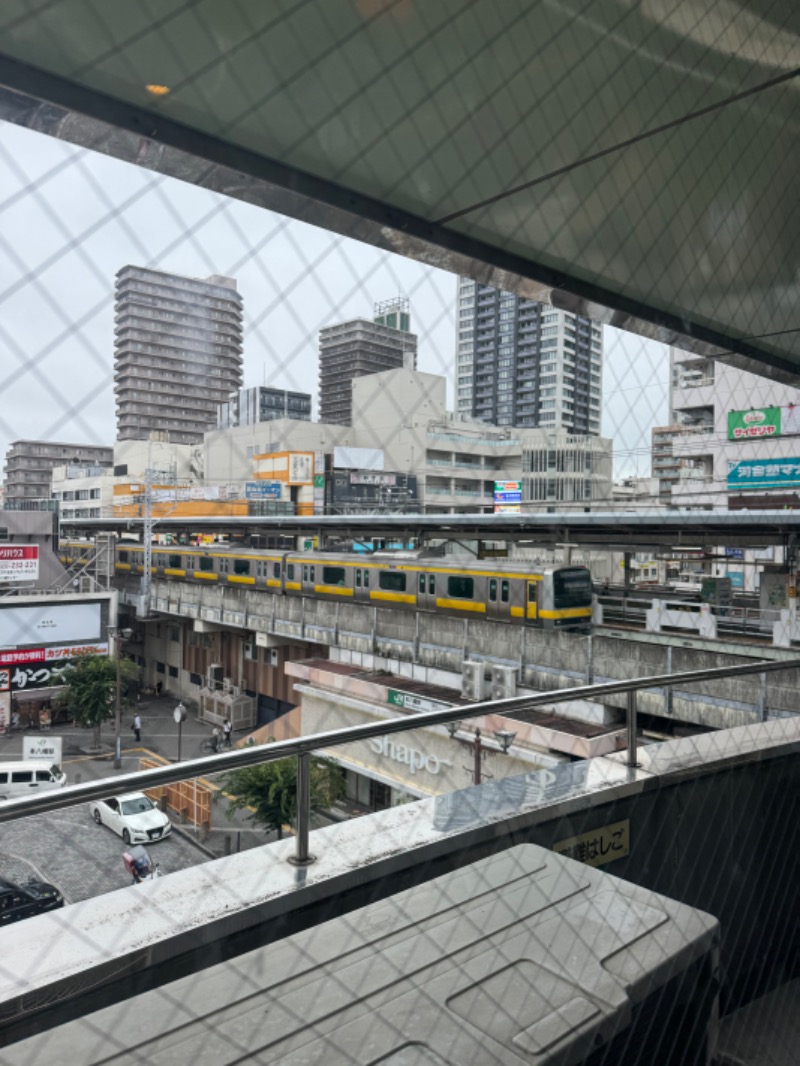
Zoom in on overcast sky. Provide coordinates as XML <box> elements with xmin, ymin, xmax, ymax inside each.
<box><xmin>0</xmin><ymin>119</ymin><xmax>667</xmax><ymax>478</ymax></box>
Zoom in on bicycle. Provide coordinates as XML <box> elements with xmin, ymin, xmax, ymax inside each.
<box><xmin>199</xmin><ymin>736</ymin><xmax>221</xmax><ymax>755</ymax></box>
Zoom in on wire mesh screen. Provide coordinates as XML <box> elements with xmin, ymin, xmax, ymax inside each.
<box><xmin>0</xmin><ymin>2</ymin><xmax>799</xmax><ymax>1063</ymax></box>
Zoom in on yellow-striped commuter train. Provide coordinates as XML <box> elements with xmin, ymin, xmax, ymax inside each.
<box><xmin>63</xmin><ymin>541</ymin><xmax>594</xmax><ymax>628</ymax></box>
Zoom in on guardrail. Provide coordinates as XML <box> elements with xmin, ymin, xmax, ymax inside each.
<box><xmin>1</xmin><ymin>658</ymin><xmax>798</xmax><ymax>865</ymax></box>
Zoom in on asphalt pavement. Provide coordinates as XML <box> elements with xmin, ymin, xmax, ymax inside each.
<box><xmin>0</xmin><ymin>699</ymin><xmax>276</xmax><ymax>901</ymax></box>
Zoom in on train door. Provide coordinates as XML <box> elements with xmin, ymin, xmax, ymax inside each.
<box><xmin>416</xmin><ymin>570</ymin><xmax>437</xmax><ymax>612</ymax></box>
<box><xmin>527</xmin><ymin>579</ymin><xmax>540</xmax><ymax>623</ymax></box>
<box><xmin>486</xmin><ymin>576</ymin><xmax>506</xmax><ymax>621</ymax></box>
<box><xmin>353</xmin><ymin>564</ymin><xmax>371</xmax><ymax>603</ymax></box>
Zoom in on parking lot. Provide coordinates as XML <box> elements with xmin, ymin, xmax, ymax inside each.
<box><xmin>0</xmin><ymin>803</ymin><xmax>211</xmax><ymax>903</ymax></box>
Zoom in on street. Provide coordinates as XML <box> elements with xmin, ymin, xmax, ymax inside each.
<box><xmin>0</xmin><ymin>698</ymin><xmax>275</xmax><ymax>904</ymax></box>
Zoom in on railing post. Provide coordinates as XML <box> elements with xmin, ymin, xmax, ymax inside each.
<box><xmin>758</xmin><ymin>672</ymin><xmax>767</xmax><ymax>722</ymax></box>
<box><xmin>289</xmin><ymin>752</ymin><xmax>315</xmax><ymax>865</ymax></box>
<box><xmin>626</xmin><ymin>689</ymin><xmax>638</xmax><ymax>768</ymax></box>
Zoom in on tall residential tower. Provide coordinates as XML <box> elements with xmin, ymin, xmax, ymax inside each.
<box><xmin>319</xmin><ymin>297</ymin><xmax>417</xmax><ymax>426</ymax></box>
<box><xmin>455</xmin><ymin>278</ymin><xmax>603</xmax><ymax>433</ymax></box>
<box><xmin>114</xmin><ymin>266</ymin><xmax>244</xmax><ymax>444</ymax></box>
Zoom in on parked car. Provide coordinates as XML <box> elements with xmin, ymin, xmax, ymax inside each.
<box><xmin>0</xmin><ymin>876</ymin><xmax>64</xmax><ymax>926</ymax></box>
<box><xmin>90</xmin><ymin>792</ymin><xmax>172</xmax><ymax>845</ymax></box>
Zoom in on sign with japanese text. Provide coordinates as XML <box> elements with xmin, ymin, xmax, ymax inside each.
<box><xmin>0</xmin><ymin>642</ymin><xmax>107</xmax><ymax>692</ymax></box>
<box><xmin>245</xmin><ymin>481</ymin><xmax>282</xmax><ymax>499</ymax></box>
<box><xmin>728</xmin><ymin>407</ymin><xmax>781</xmax><ymax>440</ymax></box>
<box><xmin>288</xmin><ymin>452</ymin><xmax>314</xmax><ymax>484</ymax></box>
<box><xmin>23</xmin><ymin>736</ymin><xmax>62</xmax><ymax>763</ymax></box>
<box><xmin>727</xmin><ymin>458</ymin><xmax>800</xmax><ymax>490</ymax></box>
<box><xmin>0</xmin><ymin>545</ymin><xmax>39</xmax><ymax>584</ymax></box>
<box><xmin>494</xmin><ymin>480</ymin><xmax>522</xmax><ymax>514</ymax></box>
<box><xmin>553</xmin><ymin>819</ymin><xmax>630</xmax><ymax>868</ymax></box>
<box><xmin>387</xmin><ymin>689</ymin><xmax>451</xmax><ymax>714</ymax></box>
<box><xmin>0</xmin><ymin>691</ymin><xmax>9</xmax><ymax>734</ymax></box>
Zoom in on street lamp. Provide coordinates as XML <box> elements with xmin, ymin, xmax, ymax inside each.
<box><xmin>446</xmin><ymin>722</ymin><xmax>517</xmax><ymax>785</ymax></box>
<box><xmin>109</xmin><ymin>625</ymin><xmax>132</xmax><ymax>769</ymax></box>
<box><xmin>173</xmin><ymin>701</ymin><xmax>186</xmax><ymax>762</ymax></box>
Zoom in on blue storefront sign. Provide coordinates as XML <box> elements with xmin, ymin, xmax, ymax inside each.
<box><xmin>246</xmin><ymin>481</ymin><xmax>282</xmax><ymax>499</ymax></box>
<box><xmin>729</xmin><ymin>572</ymin><xmax>744</xmax><ymax>589</ymax></box>
<box><xmin>494</xmin><ymin>491</ymin><xmax>522</xmax><ymax>503</ymax></box>
<box><xmin>728</xmin><ymin>458</ymin><xmax>800</xmax><ymax>490</ymax></box>
<box><xmin>724</xmin><ymin>547</ymin><xmax>744</xmax><ymax>560</ymax></box>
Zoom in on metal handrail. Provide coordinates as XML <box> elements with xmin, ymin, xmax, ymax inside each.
<box><xmin>1</xmin><ymin>657</ymin><xmax>798</xmax><ymax>863</ymax></box>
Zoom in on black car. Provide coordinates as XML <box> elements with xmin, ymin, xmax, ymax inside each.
<box><xmin>0</xmin><ymin>877</ymin><xmax>64</xmax><ymax>926</ymax></box>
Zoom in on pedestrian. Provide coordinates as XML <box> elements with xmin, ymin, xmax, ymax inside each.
<box><xmin>211</xmin><ymin>725</ymin><xmax>222</xmax><ymax>752</ymax></box>
<box><xmin>155</xmin><ymin>680</ymin><xmax>162</xmax><ymax>696</ymax></box>
<box><xmin>132</xmin><ymin>712</ymin><xmax>141</xmax><ymax>743</ymax></box>
<box><xmin>222</xmin><ymin>716</ymin><xmax>232</xmax><ymax>749</ymax></box>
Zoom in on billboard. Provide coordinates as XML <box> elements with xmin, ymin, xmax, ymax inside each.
<box><xmin>728</xmin><ymin>407</ymin><xmax>781</xmax><ymax>440</ymax></box>
<box><xmin>0</xmin><ymin>603</ymin><xmax>102</xmax><ymax>647</ymax></box>
<box><xmin>333</xmin><ymin>446</ymin><xmax>384</xmax><ymax>471</ymax></box>
<box><xmin>0</xmin><ymin>545</ymin><xmax>39</xmax><ymax>585</ymax></box>
<box><xmin>728</xmin><ymin>404</ymin><xmax>800</xmax><ymax>441</ymax></box>
<box><xmin>494</xmin><ymin>480</ymin><xmax>521</xmax><ymax>513</ymax></box>
<box><xmin>727</xmin><ymin>458</ymin><xmax>800</xmax><ymax>490</ymax></box>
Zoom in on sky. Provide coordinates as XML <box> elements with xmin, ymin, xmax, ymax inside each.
<box><xmin>0</xmin><ymin>119</ymin><xmax>668</xmax><ymax>478</ymax></box>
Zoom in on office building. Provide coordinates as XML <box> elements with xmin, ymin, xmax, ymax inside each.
<box><xmin>3</xmin><ymin>440</ymin><xmax>112</xmax><ymax>504</ymax></box>
<box><xmin>652</xmin><ymin>347</ymin><xmax>800</xmax><ymax>510</ymax></box>
<box><xmin>455</xmin><ymin>278</ymin><xmax>603</xmax><ymax>433</ymax></box>
<box><xmin>114</xmin><ymin>266</ymin><xmax>244</xmax><ymax>444</ymax></box>
<box><xmin>318</xmin><ymin>297</ymin><xmax>417</xmax><ymax>425</ymax></box>
<box><xmin>217</xmin><ymin>386</ymin><xmax>312</xmax><ymax>429</ymax></box>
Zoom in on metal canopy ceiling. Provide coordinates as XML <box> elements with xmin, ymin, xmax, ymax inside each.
<box><xmin>1</xmin><ymin>2</ymin><xmax>800</xmax><ymax>378</ymax></box>
<box><xmin>63</xmin><ymin>510</ymin><xmax>800</xmax><ymax>552</ymax></box>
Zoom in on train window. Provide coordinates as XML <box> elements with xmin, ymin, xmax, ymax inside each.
<box><xmin>501</xmin><ymin>580</ymin><xmax>509</xmax><ymax>603</ymax></box>
<box><xmin>323</xmin><ymin>566</ymin><xmax>346</xmax><ymax>586</ymax></box>
<box><xmin>273</xmin><ymin>563</ymin><xmax>281</xmax><ymax>580</ymax></box>
<box><xmin>186</xmin><ymin>555</ymin><xmax>194</xmax><ymax>570</ymax></box>
<box><xmin>489</xmin><ymin>579</ymin><xmax>497</xmax><ymax>602</ymax></box>
<box><xmin>303</xmin><ymin>565</ymin><xmax>308</xmax><ymax>582</ymax></box>
<box><xmin>234</xmin><ymin>559</ymin><xmax>251</xmax><ymax>576</ymax></box>
<box><xmin>364</xmin><ymin>569</ymin><xmax>370</xmax><ymax>588</ymax></box>
<box><xmin>310</xmin><ymin>566</ymin><xmax>316</xmax><ymax>582</ymax></box>
<box><xmin>199</xmin><ymin>556</ymin><xmax>214</xmax><ymax>572</ymax></box>
<box><xmin>219</xmin><ymin>558</ymin><xmax>229</xmax><ymax>574</ymax></box>
<box><xmin>119</xmin><ymin>550</ymin><xmax>129</xmax><ymax>563</ymax></box>
<box><xmin>448</xmin><ymin>576</ymin><xmax>474</xmax><ymax>599</ymax></box>
<box><xmin>429</xmin><ymin>575</ymin><xmax>435</xmax><ymax>594</ymax></box>
<box><xmin>418</xmin><ymin>574</ymin><xmax>425</xmax><ymax>594</ymax></box>
<box><xmin>355</xmin><ymin>569</ymin><xmax>362</xmax><ymax>588</ymax></box>
<box><xmin>379</xmin><ymin>571</ymin><xmax>406</xmax><ymax>593</ymax></box>
<box><xmin>287</xmin><ymin>564</ymin><xmax>295</xmax><ymax>581</ymax></box>
<box><xmin>168</xmin><ymin>554</ymin><xmax>181</xmax><ymax>569</ymax></box>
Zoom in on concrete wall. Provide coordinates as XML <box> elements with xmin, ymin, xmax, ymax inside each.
<box><xmin>121</xmin><ymin>578</ymin><xmax>800</xmax><ymax>730</ymax></box>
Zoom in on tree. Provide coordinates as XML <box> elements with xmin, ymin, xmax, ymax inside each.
<box><xmin>58</xmin><ymin>654</ymin><xmax>140</xmax><ymax>750</ymax></box>
<box><xmin>221</xmin><ymin>754</ymin><xmax>345</xmax><ymax>839</ymax></box>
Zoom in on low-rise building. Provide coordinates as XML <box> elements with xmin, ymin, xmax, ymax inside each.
<box><xmin>4</xmin><ymin>440</ymin><xmax>112</xmax><ymax>505</ymax></box>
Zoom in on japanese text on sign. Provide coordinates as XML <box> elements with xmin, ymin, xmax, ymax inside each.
<box><xmin>0</xmin><ymin>544</ymin><xmax>39</xmax><ymax>584</ymax></box>
<box><xmin>553</xmin><ymin>819</ymin><xmax>630</xmax><ymax>868</ymax></box>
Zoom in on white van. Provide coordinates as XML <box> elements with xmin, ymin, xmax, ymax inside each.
<box><xmin>0</xmin><ymin>762</ymin><xmax>67</xmax><ymax>801</ymax></box>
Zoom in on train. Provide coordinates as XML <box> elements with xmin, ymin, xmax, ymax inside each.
<box><xmin>89</xmin><ymin>541</ymin><xmax>594</xmax><ymax>629</ymax></box>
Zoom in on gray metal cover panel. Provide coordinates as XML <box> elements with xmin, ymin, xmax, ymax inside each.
<box><xmin>2</xmin><ymin>843</ymin><xmax>719</xmax><ymax>1065</ymax></box>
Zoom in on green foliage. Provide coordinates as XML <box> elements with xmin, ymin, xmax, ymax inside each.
<box><xmin>221</xmin><ymin>756</ymin><xmax>345</xmax><ymax>838</ymax></box>
<box><xmin>60</xmin><ymin>654</ymin><xmax>139</xmax><ymax>737</ymax></box>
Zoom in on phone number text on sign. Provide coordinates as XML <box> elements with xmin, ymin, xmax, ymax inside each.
<box><xmin>0</xmin><ymin>545</ymin><xmax>39</xmax><ymax>584</ymax></box>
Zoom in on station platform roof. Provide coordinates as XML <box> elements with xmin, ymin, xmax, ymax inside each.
<box><xmin>62</xmin><ymin>510</ymin><xmax>800</xmax><ymax>552</ymax></box>
<box><xmin>1</xmin><ymin>4</ymin><xmax>799</xmax><ymax>381</ymax></box>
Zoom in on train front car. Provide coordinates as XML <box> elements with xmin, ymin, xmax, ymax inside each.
<box><xmin>541</xmin><ymin>566</ymin><xmax>594</xmax><ymax>629</ymax></box>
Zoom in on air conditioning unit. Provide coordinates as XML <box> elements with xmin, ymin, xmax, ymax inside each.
<box><xmin>491</xmin><ymin>665</ymin><xmax>518</xmax><ymax>701</ymax></box>
<box><xmin>268</xmin><ymin>648</ymin><xmax>279</xmax><ymax>667</ymax></box>
<box><xmin>78</xmin><ymin>576</ymin><xmax>94</xmax><ymax>593</ymax></box>
<box><xmin>461</xmin><ymin>661</ymin><xmax>486</xmax><ymax>701</ymax></box>
<box><xmin>208</xmin><ymin>664</ymin><xmax>223</xmax><ymax>689</ymax></box>
<box><xmin>243</xmin><ymin>642</ymin><xmax>254</xmax><ymax>660</ymax></box>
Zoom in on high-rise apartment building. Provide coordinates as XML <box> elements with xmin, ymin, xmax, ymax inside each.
<box><xmin>217</xmin><ymin>386</ymin><xmax>312</xmax><ymax>429</ymax></box>
<box><xmin>455</xmin><ymin>278</ymin><xmax>603</xmax><ymax>433</ymax></box>
<box><xmin>3</xmin><ymin>440</ymin><xmax>112</xmax><ymax>504</ymax></box>
<box><xmin>319</xmin><ymin>298</ymin><xmax>417</xmax><ymax>426</ymax></box>
<box><xmin>114</xmin><ymin>266</ymin><xmax>244</xmax><ymax>444</ymax></box>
